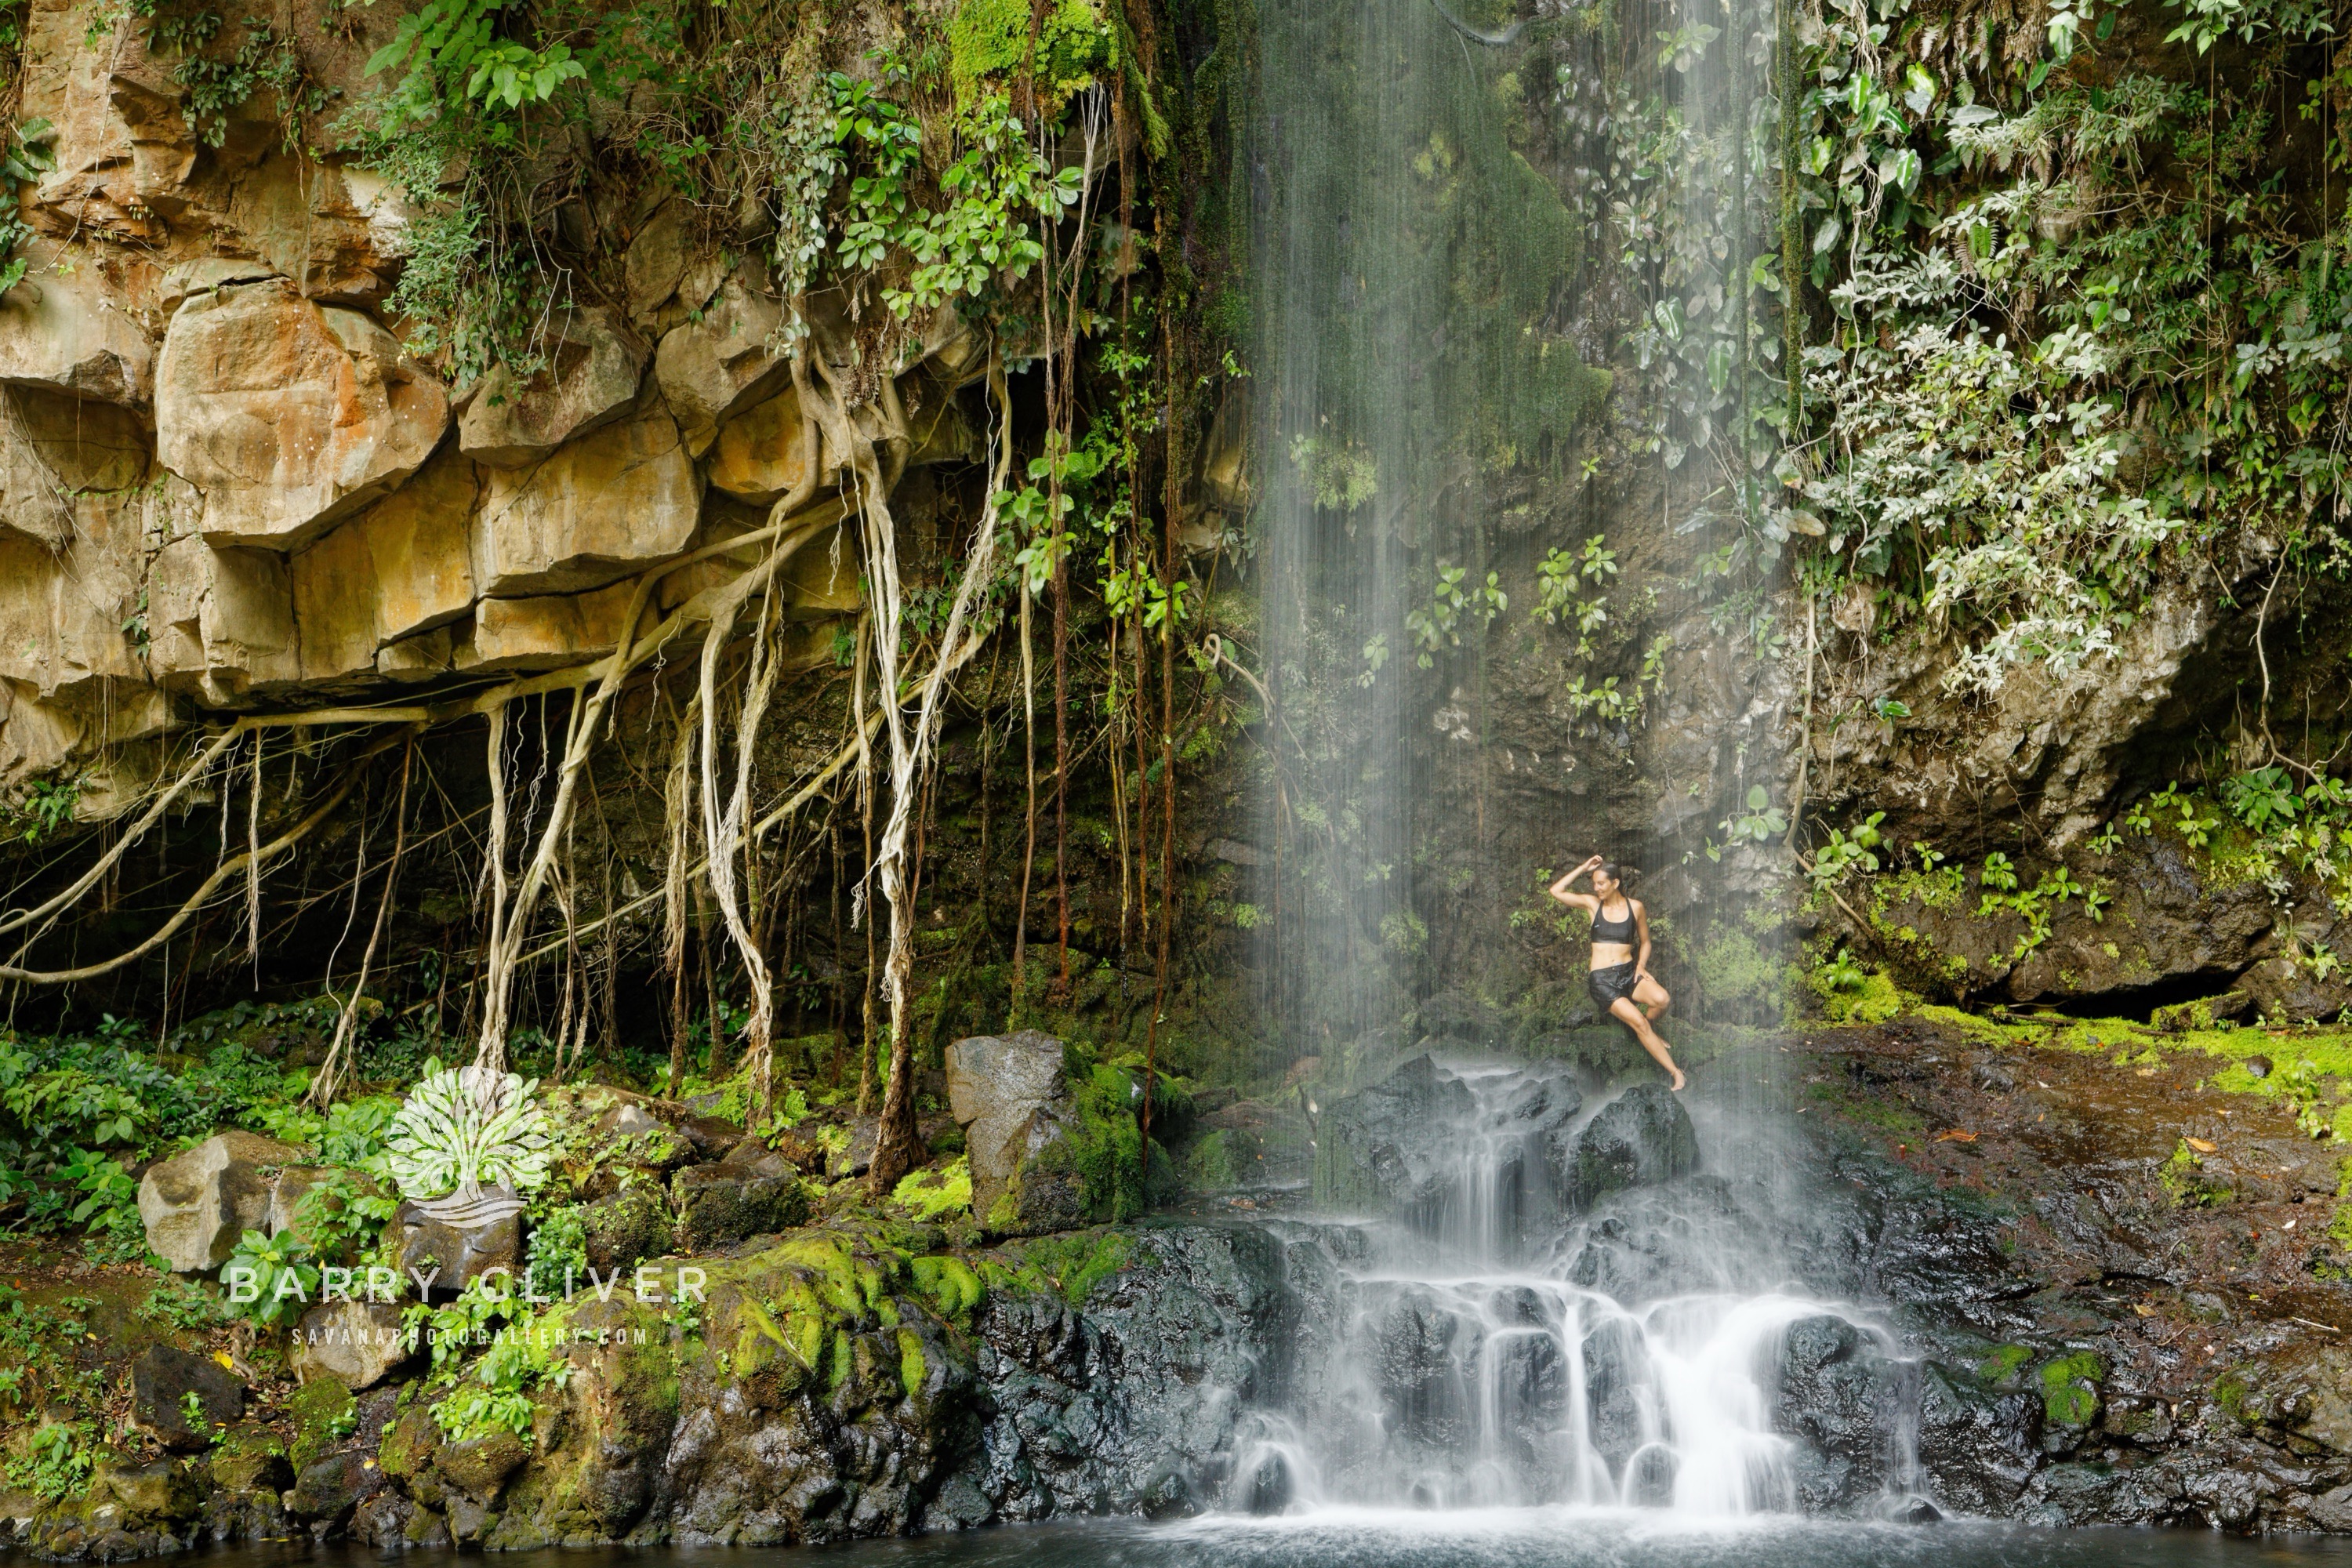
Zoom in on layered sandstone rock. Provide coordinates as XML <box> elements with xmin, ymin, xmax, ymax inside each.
<box><xmin>157</xmin><ymin>280</ymin><xmax>448</xmax><ymax>550</ymax></box>
<box><xmin>458</xmin><ymin>307</ymin><xmax>646</xmax><ymax>469</ymax></box>
<box><xmin>472</xmin><ymin>405</ymin><xmax>700</xmax><ymax>595</ymax></box>
<box><xmin>0</xmin><ymin>0</ymin><xmax>955</xmax><ymax>817</ymax></box>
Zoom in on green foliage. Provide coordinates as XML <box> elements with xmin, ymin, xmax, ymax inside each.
<box><xmin>138</xmin><ymin>1279</ymin><xmax>223</xmax><ymax>1333</ymax></box>
<box><xmin>1405</xmin><ymin>563</ymin><xmax>1507</xmax><ymax>668</ymax></box>
<box><xmin>1287</xmin><ymin>434</ymin><xmax>1377</xmax><ymax>512</ymax></box>
<box><xmin>1808</xmin><ymin>813</ymin><xmax>1886</xmax><ymax>886</ymax></box>
<box><xmin>365</xmin><ymin>0</ymin><xmax>585</xmax><ymax>139</ymax></box>
<box><xmin>1712</xmin><ymin>786</ymin><xmax>1788</xmax><ymax>858</ymax></box>
<box><xmin>57</xmin><ymin>1148</ymin><xmax>137</xmax><ymax>1242</ymax></box>
<box><xmin>223</xmin><ymin>1229</ymin><xmax>319</xmax><ymax>1328</ymax></box>
<box><xmin>523</xmin><ymin>1205</ymin><xmax>587</xmax><ymax>1299</ymax></box>
<box><xmin>293</xmin><ymin>1169</ymin><xmax>400</xmax><ymax>1265</ymax></box>
<box><xmin>0</xmin><ymin>118</ymin><xmax>51</xmax><ymax>303</ymax></box>
<box><xmin>6</xmin><ymin>1421</ymin><xmax>88</xmax><ymax>1501</ymax></box>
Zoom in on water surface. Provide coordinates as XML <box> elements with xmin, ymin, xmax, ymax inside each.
<box><xmin>206</xmin><ymin>1517</ymin><xmax>2352</xmax><ymax>1568</ymax></box>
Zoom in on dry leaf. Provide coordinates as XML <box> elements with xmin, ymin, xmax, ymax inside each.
<box><xmin>2133</xmin><ymin>1303</ymin><xmax>2157</xmax><ymax>1317</ymax></box>
<box><xmin>1935</xmin><ymin>1129</ymin><xmax>1979</xmax><ymax>1142</ymax></box>
<box><xmin>2186</xmin><ymin>1136</ymin><xmax>2218</xmax><ymax>1153</ymax></box>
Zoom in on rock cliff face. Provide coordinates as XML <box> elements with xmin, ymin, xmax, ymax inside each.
<box><xmin>0</xmin><ymin>0</ymin><xmax>1000</xmax><ymax>809</ymax></box>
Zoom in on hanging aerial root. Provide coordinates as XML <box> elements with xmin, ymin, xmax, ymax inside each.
<box><xmin>310</xmin><ymin>739</ymin><xmax>412</xmax><ymax>1108</ymax></box>
<box><xmin>867</xmin><ymin>356</ymin><xmax>1016</xmax><ymax>1195</ymax></box>
<box><xmin>0</xmin><ymin>726</ymin><xmax>419</xmax><ymax>985</ymax></box>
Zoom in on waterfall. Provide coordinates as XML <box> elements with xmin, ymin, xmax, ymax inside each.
<box><xmin>1225</xmin><ymin>1059</ymin><xmax>1930</xmax><ymax>1519</ymax></box>
<box><xmin>1229</xmin><ymin>0</ymin><xmax>1919</xmax><ymax>1526</ymax></box>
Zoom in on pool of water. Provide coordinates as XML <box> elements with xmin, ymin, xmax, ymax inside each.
<box><xmin>195</xmin><ymin>1515</ymin><xmax>2352</xmax><ymax>1568</ymax></box>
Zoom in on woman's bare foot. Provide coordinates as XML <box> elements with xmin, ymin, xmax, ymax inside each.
<box><xmin>1667</xmin><ymin>1066</ymin><xmax>1688</xmax><ymax>1091</ymax></box>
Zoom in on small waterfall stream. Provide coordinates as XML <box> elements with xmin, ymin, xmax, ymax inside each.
<box><xmin>1225</xmin><ymin>1060</ymin><xmax>1929</xmax><ymax>1519</ymax></box>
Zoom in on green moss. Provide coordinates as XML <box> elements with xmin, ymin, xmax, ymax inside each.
<box><xmin>1032</xmin><ymin>1058</ymin><xmax>1145</xmax><ymax>1221</ymax></box>
<box><xmin>1183</xmin><ymin>1128</ymin><xmax>1236</xmax><ymax>1191</ymax></box>
<box><xmin>1011</xmin><ymin>1229</ymin><xmax>1134</xmax><ymax>1306</ymax></box>
<box><xmin>947</xmin><ymin>0</ymin><xmax>1111</xmax><ymax>110</ymax></box>
<box><xmin>895</xmin><ymin>1327</ymin><xmax>927</xmax><ymax>1398</ymax></box>
<box><xmin>909</xmin><ymin>1255</ymin><xmax>983</xmax><ymax>1325</ymax></box>
<box><xmin>286</xmin><ymin>1377</ymin><xmax>355</xmax><ymax>1473</ymax></box>
<box><xmin>1808</xmin><ymin>1078</ymin><xmax>1926</xmax><ymax>1135</ymax></box>
<box><xmin>1811</xmin><ymin>963</ymin><xmax>1905</xmax><ymax>1025</ymax></box>
<box><xmin>2161</xmin><ymin>1139</ymin><xmax>2232</xmax><ymax>1207</ymax></box>
<box><xmin>1976</xmin><ymin>1344</ymin><xmax>2033</xmax><ymax>1386</ymax></box>
<box><xmin>2212</xmin><ymin>1367</ymin><xmax>2259</xmax><ymax>1427</ymax></box>
<box><xmin>2039</xmin><ymin>1351</ymin><xmax>2104</xmax><ymax>1428</ymax></box>
<box><xmin>890</xmin><ymin>1156</ymin><xmax>972</xmax><ymax>1222</ymax></box>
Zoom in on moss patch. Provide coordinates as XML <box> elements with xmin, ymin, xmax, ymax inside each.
<box><xmin>890</xmin><ymin>1156</ymin><xmax>972</xmax><ymax>1222</ymax></box>
<box><xmin>286</xmin><ymin>1377</ymin><xmax>355</xmax><ymax>1473</ymax></box>
<box><xmin>2039</xmin><ymin>1351</ymin><xmax>2104</xmax><ymax>1428</ymax></box>
<box><xmin>947</xmin><ymin>0</ymin><xmax>1111</xmax><ymax>111</ymax></box>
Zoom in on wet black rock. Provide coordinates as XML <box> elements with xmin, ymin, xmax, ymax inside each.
<box><xmin>1566</xmin><ymin>1084</ymin><xmax>1700</xmax><ymax>1207</ymax></box>
<box><xmin>1314</xmin><ymin>1054</ymin><xmax>1475</xmax><ymax>1211</ymax></box>
<box><xmin>672</xmin><ymin>1166</ymin><xmax>811</xmax><ymax>1251</ymax></box>
<box><xmin>393</xmin><ymin>1201</ymin><xmax>519</xmax><ymax>1297</ymax></box>
<box><xmin>129</xmin><ymin>1346</ymin><xmax>245</xmax><ymax>1455</ymax></box>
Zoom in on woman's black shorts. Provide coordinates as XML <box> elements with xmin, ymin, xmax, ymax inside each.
<box><xmin>1588</xmin><ymin>961</ymin><xmax>1639</xmax><ymax>1010</ymax></box>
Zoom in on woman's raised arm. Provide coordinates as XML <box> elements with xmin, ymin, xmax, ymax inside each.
<box><xmin>1548</xmin><ymin>856</ymin><xmax>1603</xmax><ymax>910</ymax></box>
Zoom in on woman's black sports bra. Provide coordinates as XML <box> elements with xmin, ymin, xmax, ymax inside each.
<box><xmin>1591</xmin><ymin>901</ymin><xmax>1637</xmax><ymax>943</ymax></box>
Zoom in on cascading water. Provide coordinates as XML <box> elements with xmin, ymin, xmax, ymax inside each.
<box><xmin>1234</xmin><ymin>0</ymin><xmax>1921</xmax><ymax>1529</ymax></box>
<box><xmin>1225</xmin><ymin>1058</ymin><xmax>1929</xmax><ymax>1519</ymax></box>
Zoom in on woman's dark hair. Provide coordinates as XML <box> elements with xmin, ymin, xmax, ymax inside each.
<box><xmin>1596</xmin><ymin>861</ymin><xmax>1626</xmax><ymax>885</ymax></box>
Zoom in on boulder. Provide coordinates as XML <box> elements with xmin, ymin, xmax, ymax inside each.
<box><xmin>289</xmin><ymin>446</ymin><xmax>479</xmax><ymax>681</ymax></box>
<box><xmin>289</xmin><ymin>1450</ymin><xmax>383</xmax><ymax>1523</ymax></box>
<box><xmin>137</xmin><ymin>1131</ymin><xmax>309</xmax><ymax>1272</ymax></box>
<box><xmin>1312</xmin><ymin>1053</ymin><xmax>1475</xmax><ymax>1210</ymax></box>
<box><xmin>655</xmin><ymin>274</ymin><xmax>789</xmax><ymax>455</ymax></box>
<box><xmin>827</xmin><ymin>1115</ymin><xmax>881</xmax><ymax>1181</ymax></box>
<box><xmin>434</xmin><ymin>1432</ymin><xmax>528</xmax><ymax>1501</ymax></box>
<box><xmin>1566</xmin><ymin>1084</ymin><xmax>1700</xmax><ymax>1207</ymax></box>
<box><xmin>582</xmin><ymin>1185</ymin><xmax>674</xmax><ymax>1273</ymax></box>
<box><xmin>470</xmin><ymin>407</ymin><xmax>699</xmax><ymax>596</ymax></box>
<box><xmin>129</xmin><ymin>1344</ymin><xmax>245</xmax><ymax>1453</ymax></box>
<box><xmin>459</xmin><ymin>306</ymin><xmax>646</xmax><ymax>468</ymax></box>
<box><xmin>155</xmin><ymin>281</ymin><xmax>448</xmax><ymax>551</ymax></box>
<box><xmin>393</xmin><ymin>1200</ymin><xmax>520</xmax><ymax>1296</ymax></box>
<box><xmin>290</xmin><ymin>1300</ymin><xmax>410</xmax><ymax>1390</ymax></box>
<box><xmin>205</xmin><ymin>1432</ymin><xmax>292</xmax><ymax>1496</ymax></box>
<box><xmin>0</xmin><ymin>530</ymin><xmax>145</xmax><ymax>701</ymax></box>
<box><xmin>0</xmin><ymin>386</ymin><xmax>148</xmax><ymax>548</ymax></box>
<box><xmin>946</xmin><ymin>1030</ymin><xmax>1087</xmax><ymax>1234</ymax></box>
<box><xmin>673</xmin><ymin>1165</ymin><xmax>810</xmax><ymax>1252</ymax></box>
<box><xmin>2236</xmin><ymin>955</ymin><xmax>2352</xmax><ymax>1025</ymax></box>
<box><xmin>0</xmin><ymin>245</ymin><xmax>151</xmax><ymax>406</ymax></box>
<box><xmin>706</xmin><ymin>382</ymin><xmax>828</xmax><ymax>504</ymax></box>
<box><xmin>90</xmin><ymin>1454</ymin><xmax>207</xmax><ymax>1523</ymax></box>
<box><xmin>623</xmin><ymin>200</ymin><xmax>688</xmax><ymax>320</ymax></box>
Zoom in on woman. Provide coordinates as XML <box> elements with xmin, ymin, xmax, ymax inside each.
<box><xmin>1548</xmin><ymin>855</ymin><xmax>1686</xmax><ymax>1091</ymax></box>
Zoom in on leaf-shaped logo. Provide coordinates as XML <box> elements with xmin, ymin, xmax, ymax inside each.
<box><xmin>385</xmin><ymin>1061</ymin><xmax>550</xmax><ymax>1225</ymax></box>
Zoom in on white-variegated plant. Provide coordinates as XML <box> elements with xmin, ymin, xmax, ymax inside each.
<box><xmin>385</xmin><ymin>1060</ymin><xmax>551</xmax><ymax>1224</ymax></box>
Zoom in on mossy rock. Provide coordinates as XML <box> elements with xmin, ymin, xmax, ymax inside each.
<box><xmin>286</xmin><ymin>1376</ymin><xmax>356</xmax><ymax>1474</ymax></box>
<box><xmin>2039</xmin><ymin>1351</ymin><xmax>2105</xmax><ymax>1431</ymax></box>
<box><xmin>584</xmin><ymin>1185</ymin><xmax>676</xmax><ymax>1272</ymax></box>
<box><xmin>946</xmin><ymin>0</ymin><xmax>1111</xmax><ymax>110</ymax></box>
<box><xmin>375</xmin><ymin>1402</ymin><xmax>441</xmax><ymax>1482</ymax></box>
<box><xmin>207</xmin><ymin>1426</ymin><xmax>291</xmax><ymax>1494</ymax></box>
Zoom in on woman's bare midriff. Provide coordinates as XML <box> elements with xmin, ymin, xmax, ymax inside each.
<box><xmin>1589</xmin><ymin>942</ymin><xmax>1634</xmax><ymax>970</ymax></box>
